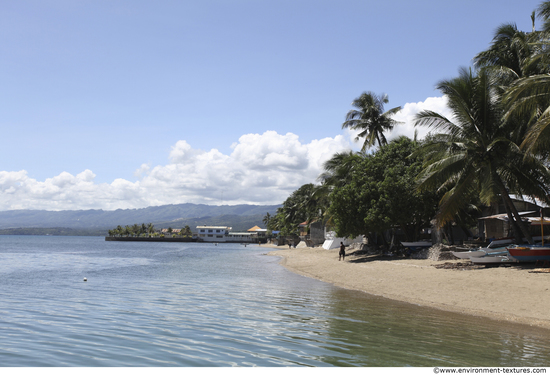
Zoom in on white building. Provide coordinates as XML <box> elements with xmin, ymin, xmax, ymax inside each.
<box><xmin>196</xmin><ymin>226</ymin><xmax>231</xmax><ymax>241</ymax></box>
<box><xmin>196</xmin><ymin>225</ymin><xmax>256</xmax><ymax>243</ymax></box>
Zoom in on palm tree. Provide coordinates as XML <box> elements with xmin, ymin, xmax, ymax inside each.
<box><xmin>342</xmin><ymin>92</ymin><xmax>402</xmax><ymax>151</ymax></box>
<box><xmin>147</xmin><ymin>223</ymin><xmax>155</xmax><ymax>236</ymax></box>
<box><xmin>472</xmin><ymin>5</ymin><xmax>550</xmax><ymax>155</ymax></box>
<box><xmin>317</xmin><ymin>150</ymin><xmax>361</xmax><ymax>187</ymax></box>
<box><xmin>415</xmin><ymin>67</ymin><xmax>550</xmax><ymax>244</ymax></box>
<box><xmin>473</xmin><ymin>23</ymin><xmax>542</xmax><ymax>84</ymax></box>
<box><xmin>536</xmin><ymin>0</ymin><xmax>550</xmax><ymax>32</ymax></box>
<box><xmin>308</xmin><ymin>150</ymin><xmax>363</xmax><ymax>226</ymax></box>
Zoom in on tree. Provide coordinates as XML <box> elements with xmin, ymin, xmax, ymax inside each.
<box><xmin>182</xmin><ymin>225</ymin><xmax>192</xmax><ymax>237</ymax></box>
<box><xmin>272</xmin><ymin>184</ymin><xmax>318</xmax><ymax>235</ymax></box>
<box><xmin>262</xmin><ymin>212</ymin><xmax>272</xmax><ymax>228</ymax></box>
<box><xmin>341</xmin><ymin>91</ymin><xmax>402</xmax><ymax>151</ymax></box>
<box><xmin>327</xmin><ymin>137</ymin><xmax>440</xmax><ymax>246</ymax></box>
<box><xmin>415</xmin><ymin>67</ymin><xmax>550</xmax><ymax>244</ymax></box>
<box><xmin>479</xmin><ymin>4</ymin><xmax>550</xmax><ymax>158</ymax></box>
<box><xmin>317</xmin><ymin>150</ymin><xmax>361</xmax><ymax>188</ymax></box>
<box><xmin>313</xmin><ymin>150</ymin><xmax>363</xmax><ymax>227</ymax></box>
<box><xmin>536</xmin><ymin>0</ymin><xmax>550</xmax><ymax>32</ymax></box>
<box><xmin>473</xmin><ymin>23</ymin><xmax>542</xmax><ymax>84</ymax></box>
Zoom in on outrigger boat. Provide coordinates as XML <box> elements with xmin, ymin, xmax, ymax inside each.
<box><xmin>452</xmin><ymin>237</ymin><xmax>518</xmax><ymax>259</ymax></box>
<box><xmin>469</xmin><ymin>254</ymin><xmax>515</xmax><ymax>264</ymax></box>
<box><xmin>453</xmin><ymin>230</ymin><xmax>550</xmax><ymax>259</ymax></box>
<box><xmin>507</xmin><ymin>246</ymin><xmax>550</xmax><ymax>262</ymax></box>
<box><xmin>507</xmin><ymin>210</ymin><xmax>550</xmax><ymax>262</ymax></box>
<box><xmin>400</xmin><ymin>241</ymin><xmax>432</xmax><ymax>251</ymax></box>
<box><xmin>452</xmin><ymin>247</ymin><xmax>508</xmax><ymax>259</ymax></box>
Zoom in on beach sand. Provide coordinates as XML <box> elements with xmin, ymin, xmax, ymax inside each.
<box><xmin>264</xmin><ymin>245</ymin><xmax>550</xmax><ymax>330</ymax></box>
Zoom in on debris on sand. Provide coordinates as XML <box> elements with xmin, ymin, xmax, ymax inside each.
<box><xmin>432</xmin><ymin>262</ymin><xmax>484</xmax><ymax>270</ymax></box>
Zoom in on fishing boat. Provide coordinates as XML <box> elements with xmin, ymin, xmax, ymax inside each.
<box><xmin>453</xmin><ymin>237</ymin><xmax>519</xmax><ymax>258</ymax></box>
<box><xmin>469</xmin><ymin>254</ymin><xmax>515</xmax><ymax>264</ymax></box>
<box><xmin>452</xmin><ymin>249</ymin><xmax>479</xmax><ymax>259</ymax></box>
<box><xmin>457</xmin><ymin>231</ymin><xmax>550</xmax><ymax>260</ymax></box>
<box><xmin>487</xmin><ymin>238</ymin><xmax>515</xmax><ymax>248</ymax></box>
<box><xmin>507</xmin><ymin>210</ymin><xmax>550</xmax><ymax>262</ymax></box>
<box><xmin>400</xmin><ymin>241</ymin><xmax>432</xmax><ymax>251</ymax></box>
<box><xmin>452</xmin><ymin>246</ymin><xmax>507</xmax><ymax>259</ymax></box>
<box><xmin>507</xmin><ymin>246</ymin><xmax>550</xmax><ymax>262</ymax></box>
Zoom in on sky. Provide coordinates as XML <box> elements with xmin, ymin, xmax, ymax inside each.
<box><xmin>0</xmin><ymin>0</ymin><xmax>543</xmax><ymax>211</ymax></box>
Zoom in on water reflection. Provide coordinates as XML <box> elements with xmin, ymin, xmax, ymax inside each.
<box><xmin>320</xmin><ymin>288</ymin><xmax>550</xmax><ymax>366</ymax></box>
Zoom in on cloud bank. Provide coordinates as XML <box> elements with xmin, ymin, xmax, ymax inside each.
<box><xmin>0</xmin><ymin>96</ymin><xmax>450</xmax><ymax>211</ymax></box>
<box><xmin>0</xmin><ymin>131</ymin><xmax>351</xmax><ymax>211</ymax></box>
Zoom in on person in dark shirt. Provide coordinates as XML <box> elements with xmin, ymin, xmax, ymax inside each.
<box><xmin>339</xmin><ymin>242</ymin><xmax>345</xmax><ymax>261</ymax></box>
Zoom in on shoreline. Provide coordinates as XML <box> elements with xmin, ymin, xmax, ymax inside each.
<box><xmin>264</xmin><ymin>244</ymin><xmax>550</xmax><ymax>330</ymax></box>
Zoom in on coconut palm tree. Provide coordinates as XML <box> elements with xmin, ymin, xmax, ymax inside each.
<box><xmin>492</xmin><ymin>3</ymin><xmax>550</xmax><ymax>156</ymax></box>
<box><xmin>317</xmin><ymin>150</ymin><xmax>361</xmax><ymax>188</ymax></box>
<box><xmin>473</xmin><ymin>22</ymin><xmax>542</xmax><ymax>84</ymax></box>
<box><xmin>306</xmin><ymin>150</ymin><xmax>364</xmax><ymax>226</ymax></box>
<box><xmin>415</xmin><ymin>67</ymin><xmax>550</xmax><ymax>244</ymax></box>
<box><xmin>536</xmin><ymin>0</ymin><xmax>550</xmax><ymax>32</ymax></box>
<box><xmin>342</xmin><ymin>92</ymin><xmax>402</xmax><ymax>151</ymax></box>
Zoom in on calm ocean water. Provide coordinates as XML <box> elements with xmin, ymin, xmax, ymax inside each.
<box><xmin>0</xmin><ymin>235</ymin><xmax>549</xmax><ymax>367</ymax></box>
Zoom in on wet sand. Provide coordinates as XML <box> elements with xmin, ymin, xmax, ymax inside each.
<box><xmin>265</xmin><ymin>245</ymin><xmax>550</xmax><ymax>329</ymax></box>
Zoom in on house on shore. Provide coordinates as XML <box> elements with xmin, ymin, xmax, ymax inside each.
<box><xmin>196</xmin><ymin>225</ymin><xmax>268</xmax><ymax>243</ymax></box>
<box><xmin>477</xmin><ymin>195</ymin><xmax>550</xmax><ymax>241</ymax></box>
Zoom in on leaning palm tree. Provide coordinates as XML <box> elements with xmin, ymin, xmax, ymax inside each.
<box><xmin>505</xmin><ymin>73</ymin><xmax>550</xmax><ymax>156</ymax></box>
<box><xmin>415</xmin><ymin>67</ymin><xmax>550</xmax><ymax>244</ymax></box>
<box><xmin>317</xmin><ymin>150</ymin><xmax>360</xmax><ymax>188</ymax></box>
<box><xmin>311</xmin><ymin>150</ymin><xmax>364</xmax><ymax>226</ymax></box>
<box><xmin>536</xmin><ymin>0</ymin><xmax>550</xmax><ymax>32</ymax></box>
<box><xmin>342</xmin><ymin>92</ymin><xmax>402</xmax><ymax>151</ymax></box>
<box><xmin>499</xmin><ymin>15</ymin><xmax>550</xmax><ymax>156</ymax></box>
<box><xmin>473</xmin><ymin>22</ymin><xmax>544</xmax><ymax>85</ymax></box>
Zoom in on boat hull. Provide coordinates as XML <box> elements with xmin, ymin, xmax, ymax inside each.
<box><xmin>401</xmin><ymin>241</ymin><xmax>432</xmax><ymax>251</ymax></box>
<box><xmin>452</xmin><ymin>247</ymin><xmax>507</xmax><ymax>259</ymax></box>
<box><xmin>507</xmin><ymin>246</ymin><xmax>550</xmax><ymax>262</ymax></box>
<box><xmin>469</xmin><ymin>255</ymin><xmax>514</xmax><ymax>264</ymax></box>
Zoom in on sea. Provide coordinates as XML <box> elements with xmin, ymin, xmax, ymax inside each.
<box><xmin>0</xmin><ymin>235</ymin><xmax>549</xmax><ymax>367</ymax></box>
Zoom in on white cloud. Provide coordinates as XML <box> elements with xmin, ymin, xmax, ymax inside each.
<box><xmin>0</xmin><ymin>131</ymin><xmax>352</xmax><ymax>210</ymax></box>
<box><xmin>0</xmin><ymin>96</ymin><xmax>452</xmax><ymax>211</ymax></box>
<box><xmin>389</xmin><ymin>96</ymin><xmax>452</xmax><ymax>141</ymax></box>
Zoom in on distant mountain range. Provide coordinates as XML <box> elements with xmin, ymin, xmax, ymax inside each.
<box><xmin>0</xmin><ymin>203</ymin><xmax>281</xmax><ymax>236</ymax></box>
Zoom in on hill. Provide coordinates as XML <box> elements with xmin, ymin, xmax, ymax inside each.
<box><xmin>0</xmin><ymin>203</ymin><xmax>281</xmax><ymax>235</ymax></box>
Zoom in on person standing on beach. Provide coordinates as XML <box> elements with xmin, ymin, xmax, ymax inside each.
<box><xmin>339</xmin><ymin>242</ymin><xmax>345</xmax><ymax>261</ymax></box>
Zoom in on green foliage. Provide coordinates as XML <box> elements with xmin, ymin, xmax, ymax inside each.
<box><xmin>327</xmin><ymin>137</ymin><xmax>440</xmax><ymax>240</ymax></box>
<box><xmin>181</xmin><ymin>225</ymin><xmax>192</xmax><ymax>236</ymax></box>
<box><xmin>269</xmin><ymin>183</ymin><xmax>319</xmax><ymax>235</ymax></box>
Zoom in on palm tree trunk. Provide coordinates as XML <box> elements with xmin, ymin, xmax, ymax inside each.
<box><xmin>501</xmin><ymin>195</ymin><xmax>523</xmax><ymax>243</ymax></box>
<box><xmin>499</xmin><ymin>185</ymin><xmax>534</xmax><ymax>244</ymax></box>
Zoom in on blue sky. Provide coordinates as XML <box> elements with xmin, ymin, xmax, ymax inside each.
<box><xmin>0</xmin><ymin>0</ymin><xmax>543</xmax><ymax>210</ymax></box>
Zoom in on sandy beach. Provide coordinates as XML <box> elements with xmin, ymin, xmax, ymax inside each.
<box><xmin>265</xmin><ymin>245</ymin><xmax>550</xmax><ymax>330</ymax></box>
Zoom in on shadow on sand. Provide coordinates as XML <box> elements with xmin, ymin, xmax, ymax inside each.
<box><xmin>346</xmin><ymin>249</ymin><xmax>402</xmax><ymax>263</ymax></box>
